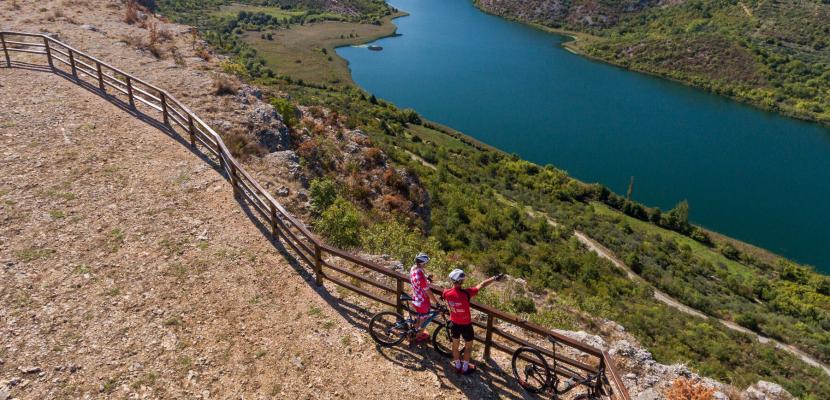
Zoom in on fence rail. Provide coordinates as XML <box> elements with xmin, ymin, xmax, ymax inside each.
<box><xmin>0</xmin><ymin>31</ymin><xmax>630</xmax><ymax>400</ymax></box>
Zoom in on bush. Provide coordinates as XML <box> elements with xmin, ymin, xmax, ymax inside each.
<box><xmin>212</xmin><ymin>75</ymin><xmax>239</xmax><ymax>96</ymax></box>
<box><xmin>316</xmin><ymin>198</ymin><xmax>361</xmax><ymax>248</ymax></box>
<box><xmin>666</xmin><ymin>378</ymin><xmax>715</xmax><ymax>400</ymax></box>
<box><xmin>509</xmin><ymin>296</ymin><xmax>537</xmax><ymax>314</ymax></box>
<box><xmin>309</xmin><ymin>178</ymin><xmax>337</xmax><ymax>214</ymax></box>
<box><xmin>270</xmin><ymin>97</ymin><xmax>299</xmax><ymax>128</ymax></box>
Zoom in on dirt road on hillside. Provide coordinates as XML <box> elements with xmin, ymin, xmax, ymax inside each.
<box><xmin>571</xmin><ymin>232</ymin><xmax>830</xmax><ymax>377</ymax></box>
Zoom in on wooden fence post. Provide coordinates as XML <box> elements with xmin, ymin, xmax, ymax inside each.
<box><xmin>43</xmin><ymin>37</ymin><xmax>53</xmax><ymax>69</ymax></box>
<box><xmin>96</xmin><ymin>62</ymin><xmax>105</xmax><ymax>92</ymax></box>
<box><xmin>484</xmin><ymin>314</ymin><xmax>495</xmax><ymax>360</ymax></box>
<box><xmin>215</xmin><ymin>138</ymin><xmax>225</xmax><ymax>172</ymax></box>
<box><xmin>160</xmin><ymin>92</ymin><xmax>169</xmax><ymax>125</ymax></box>
<box><xmin>395</xmin><ymin>278</ymin><xmax>404</xmax><ymax>314</ymax></box>
<box><xmin>230</xmin><ymin>163</ymin><xmax>241</xmax><ymax>198</ymax></box>
<box><xmin>187</xmin><ymin>115</ymin><xmax>196</xmax><ymax>147</ymax></box>
<box><xmin>0</xmin><ymin>33</ymin><xmax>10</xmax><ymax>67</ymax></box>
<box><xmin>270</xmin><ymin>203</ymin><xmax>278</xmax><ymax>237</ymax></box>
<box><xmin>125</xmin><ymin>76</ymin><xmax>135</xmax><ymax>108</ymax></box>
<box><xmin>313</xmin><ymin>244</ymin><xmax>324</xmax><ymax>286</ymax></box>
<box><xmin>68</xmin><ymin>49</ymin><xmax>77</xmax><ymax>79</ymax></box>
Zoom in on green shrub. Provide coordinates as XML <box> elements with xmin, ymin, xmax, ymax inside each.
<box><xmin>509</xmin><ymin>296</ymin><xmax>537</xmax><ymax>314</ymax></box>
<box><xmin>309</xmin><ymin>178</ymin><xmax>337</xmax><ymax>214</ymax></box>
<box><xmin>316</xmin><ymin>198</ymin><xmax>361</xmax><ymax>248</ymax></box>
<box><xmin>270</xmin><ymin>97</ymin><xmax>299</xmax><ymax>128</ymax></box>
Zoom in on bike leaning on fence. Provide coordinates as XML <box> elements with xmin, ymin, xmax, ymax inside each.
<box><xmin>512</xmin><ymin>335</ymin><xmax>610</xmax><ymax>400</ymax></box>
<box><xmin>369</xmin><ymin>294</ymin><xmax>463</xmax><ymax>357</ymax></box>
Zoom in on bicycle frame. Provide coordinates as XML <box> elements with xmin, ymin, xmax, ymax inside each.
<box><xmin>410</xmin><ymin>308</ymin><xmax>442</xmax><ymax>331</ymax></box>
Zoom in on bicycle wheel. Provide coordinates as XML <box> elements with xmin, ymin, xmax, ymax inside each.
<box><xmin>511</xmin><ymin>347</ymin><xmax>550</xmax><ymax>393</ymax></box>
<box><xmin>431</xmin><ymin>322</ymin><xmax>465</xmax><ymax>358</ymax></box>
<box><xmin>369</xmin><ymin>311</ymin><xmax>409</xmax><ymax>346</ymax></box>
<box><xmin>573</xmin><ymin>393</ymin><xmax>602</xmax><ymax>400</ymax></box>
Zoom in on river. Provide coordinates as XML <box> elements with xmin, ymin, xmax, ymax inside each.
<box><xmin>336</xmin><ymin>0</ymin><xmax>830</xmax><ymax>272</ymax></box>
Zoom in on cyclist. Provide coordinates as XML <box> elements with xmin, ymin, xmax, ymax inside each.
<box><xmin>410</xmin><ymin>252</ymin><xmax>439</xmax><ymax>342</ymax></box>
<box><xmin>443</xmin><ymin>269</ymin><xmax>501</xmax><ymax>374</ymax></box>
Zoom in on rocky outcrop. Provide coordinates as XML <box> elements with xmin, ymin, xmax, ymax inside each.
<box><xmin>743</xmin><ymin>381</ymin><xmax>795</xmax><ymax>400</ymax></box>
<box><xmin>248</xmin><ymin>104</ymin><xmax>290</xmax><ymax>152</ymax></box>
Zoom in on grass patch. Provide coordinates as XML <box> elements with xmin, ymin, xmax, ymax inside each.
<box><xmin>240</xmin><ymin>14</ymin><xmax>402</xmax><ymax>86</ymax></box>
<box><xmin>13</xmin><ymin>247</ymin><xmax>55</xmax><ymax>262</ymax></box>
<box><xmin>177</xmin><ymin>355</ymin><xmax>193</xmax><ymax>371</ymax></box>
<box><xmin>72</xmin><ymin>264</ymin><xmax>90</xmax><ymax>275</ymax></box>
<box><xmin>307</xmin><ymin>305</ymin><xmax>322</xmax><ymax>317</ymax></box>
<box><xmin>107</xmin><ymin>228</ymin><xmax>125</xmax><ymax>252</ymax></box>
<box><xmin>130</xmin><ymin>372</ymin><xmax>158</xmax><ymax>390</ymax></box>
<box><xmin>41</xmin><ymin>189</ymin><xmax>75</xmax><ymax>201</ymax></box>
<box><xmin>164</xmin><ymin>316</ymin><xmax>183</xmax><ymax>326</ymax></box>
<box><xmin>49</xmin><ymin>209</ymin><xmax>65</xmax><ymax>219</ymax></box>
<box><xmin>167</xmin><ymin>262</ymin><xmax>188</xmax><ymax>280</ymax></box>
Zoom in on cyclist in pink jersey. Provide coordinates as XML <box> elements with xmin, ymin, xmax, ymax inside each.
<box><xmin>410</xmin><ymin>253</ymin><xmax>439</xmax><ymax>342</ymax></box>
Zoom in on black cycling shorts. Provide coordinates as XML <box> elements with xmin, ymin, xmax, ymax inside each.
<box><xmin>450</xmin><ymin>323</ymin><xmax>474</xmax><ymax>341</ymax></box>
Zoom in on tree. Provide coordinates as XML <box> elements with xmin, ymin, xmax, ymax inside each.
<box><xmin>316</xmin><ymin>198</ymin><xmax>361</xmax><ymax>248</ymax></box>
<box><xmin>309</xmin><ymin>178</ymin><xmax>337</xmax><ymax>214</ymax></box>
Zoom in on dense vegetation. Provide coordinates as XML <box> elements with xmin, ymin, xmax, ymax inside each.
<box><xmin>288</xmin><ymin>85</ymin><xmax>829</xmax><ymax>397</ymax></box>
<box><xmin>476</xmin><ymin>0</ymin><xmax>830</xmax><ymax>126</ymax></box>
<box><xmin>156</xmin><ymin>1</ymin><xmax>830</xmax><ymax>397</ymax></box>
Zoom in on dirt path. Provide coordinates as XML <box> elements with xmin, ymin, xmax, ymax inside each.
<box><xmin>0</xmin><ymin>1</ymin><xmax>538</xmax><ymax>397</ymax></box>
<box><xmin>0</xmin><ymin>62</ymin><xmax>541</xmax><ymax>399</ymax></box>
<box><xmin>493</xmin><ymin>192</ymin><xmax>830</xmax><ymax>376</ymax></box>
<box><xmin>571</xmin><ymin>234</ymin><xmax>830</xmax><ymax>377</ymax></box>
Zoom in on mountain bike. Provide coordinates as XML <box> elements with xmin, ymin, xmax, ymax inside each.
<box><xmin>511</xmin><ymin>336</ymin><xmax>610</xmax><ymax>400</ymax></box>
<box><xmin>368</xmin><ymin>294</ymin><xmax>464</xmax><ymax>357</ymax></box>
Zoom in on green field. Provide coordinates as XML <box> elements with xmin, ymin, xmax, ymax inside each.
<box><xmin>241</xmin><ymin>14</ymin><xmax>401</xmax><ymax>86</ymax></box>
<box><xmin>212</xmin><ymin>3</ymin><xmax>308</xmax><ymax>19</ymax></box>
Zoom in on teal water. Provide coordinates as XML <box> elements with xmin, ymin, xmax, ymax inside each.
<box><xmin>337</xmin><ymin>0</ymin><xmax>830</xmax><ymax>272</ymax></box>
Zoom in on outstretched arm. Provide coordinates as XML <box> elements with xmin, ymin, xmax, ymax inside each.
<box><xmin>475</xmin><ymin>274</ymin><xmax>503</xmax><ymax>291</ymax></box>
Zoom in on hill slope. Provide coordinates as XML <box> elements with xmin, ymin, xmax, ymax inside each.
<box><xmin>476</xmin><ymin>0</ymin><xmax>830</xmax><ymax>125</ymax></box>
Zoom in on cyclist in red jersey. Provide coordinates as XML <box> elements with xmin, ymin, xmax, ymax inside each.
<box><xmin>442</xmin><ymin>269</ymin><xmax>502</xmax><ymax>374</ymax></box>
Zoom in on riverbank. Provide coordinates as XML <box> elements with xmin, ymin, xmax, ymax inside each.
<box><xmin>242</xmin><ymin>12</ymin><xmax>406</xmax><ymax>86</ymax></box>
<box><xmin>471</xmin><ymin>0</ymin><xmax>830</xmax><ymax>128</ymax></box>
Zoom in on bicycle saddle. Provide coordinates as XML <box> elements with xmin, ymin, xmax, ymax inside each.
<box><xmin>399</xmin><ymin>294</ymin><xmax>413</xmax><ymax>302</ymax></box>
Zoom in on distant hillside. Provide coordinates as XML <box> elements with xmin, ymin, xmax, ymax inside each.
<box><xmin>158</xmin><ymin>0</ymin><xmax>391</xmax><ymax>23</ymax></box>
<box><xmin>476</xmin><ymin>0</ymin><xmax>830</xmax><ymax>125</ymax></box>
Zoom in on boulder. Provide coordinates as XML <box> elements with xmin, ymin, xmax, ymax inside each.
<box><xmin>743</xmin><ymin>381</ymin><xmax>794</xmax><ymax>400</ymax></box>
<box><xmin>248</xmin><ymin>104</ymin><xmax>289</xmax><ymax>152</ymax></box>
<box><xmin>236</xmin><ymin>85</ymin><xmax>263</xmax><ymax>104</ymax></box>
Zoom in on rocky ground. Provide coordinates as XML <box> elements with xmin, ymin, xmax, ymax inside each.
<box><xmin>0</xmin><ymin>1</ymin><xmax>800</xmax><ymax>399</ymax></box>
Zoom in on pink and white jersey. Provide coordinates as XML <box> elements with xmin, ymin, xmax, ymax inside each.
<box><xmin>409</xmin><ymin>265</ymin><xmax>430</xmax><ymax>309</ymax></box>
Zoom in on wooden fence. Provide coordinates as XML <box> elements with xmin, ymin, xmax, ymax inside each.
<box><xmin>1</xmin><ymin>31</ymin><xmax>630</xmax><ymax>400</ymax></box>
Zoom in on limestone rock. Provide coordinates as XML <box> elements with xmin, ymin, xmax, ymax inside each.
<box><xmin>248</xmin><ymin>104</ymin><xmax>289</xmax><ymax>152</ymax></box>
<box><xmin>743</xmin><ymin>381</ymin><xmax>794</xmax><ymax>400</ymax></box>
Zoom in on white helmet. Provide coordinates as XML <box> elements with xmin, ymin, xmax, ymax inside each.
<box><xmin>448</xmin><ymin>269</ymin><xmax>466</xmax><ymax>283</ymax></box>
<box><xmin>414</xmin><ymin>252</ymin><xmax>430</xmax><ymax>265</ymax></box>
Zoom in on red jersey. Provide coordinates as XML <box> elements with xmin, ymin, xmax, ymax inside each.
<box><xmin>442</xmin><ymin>286</ymin><xmax>479</xmax><ymax>325</ymax></box>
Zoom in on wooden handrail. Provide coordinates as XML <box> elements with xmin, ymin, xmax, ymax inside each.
<box><xmin>0</xmin><ymin>31</ymin><xmax>630</xmax><ymax>400</ymax></box>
